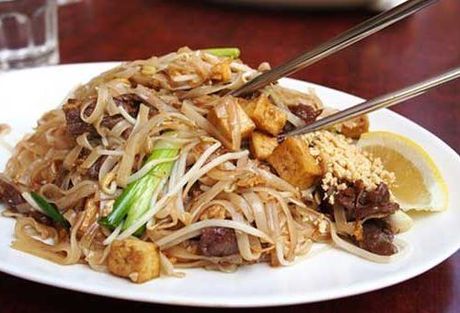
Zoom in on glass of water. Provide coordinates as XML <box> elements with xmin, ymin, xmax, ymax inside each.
<box><xmin>0</xmin><ymin>0</ymin><xmax>59</xmax><ymax>71</ymax></box>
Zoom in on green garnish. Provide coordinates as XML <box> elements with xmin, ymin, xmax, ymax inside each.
<box><xmin>203</xmin><ymin>47</ymin><xmax>240</xmax><ymax>58</ymax></box>
<box><xmin>30</xmin><ymin>192</ymin><xmax>70</xmax><ymax>228</ymax></box>
<box><xmin>99</xmin><ymin>133</ymin><xmax>180</xmax><ymax>236</ymax></box>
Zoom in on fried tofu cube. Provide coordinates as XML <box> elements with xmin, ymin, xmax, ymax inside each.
<box><xmin>208</xmin><ymin>98</ymin><xmax>255</xmax><ymax>148</ymax></box>
<box><xmin>242</xmin><ymin>95</ymin><xmax>287</xmax><ymax>136</ymax></box>
<box><xmin>250</xmin><ymin>131</ymin><xmax>279</xmax><ymax>160</ymax></box>
<box><xmin>338</xmin><ymin>115</ymin><xmax>369</xmax><ymax>139</ymax></box>
<box><xmin>211</xmin><ymin>62</ymin><xmax>232</xmax><ymax>82</ymax></box>
<box><xmin>267</xmin><ymin>137</ymin><xmax>322</xmax><ymax>188</ymax></box>
<box><xmin>107</xmin><ymin>239</ymin><xmax>160</xmax><ymax>283</ymax></box>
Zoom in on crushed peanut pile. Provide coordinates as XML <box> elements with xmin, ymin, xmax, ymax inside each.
<box><xmin>301</xmin><ymin>131</ymin><xmax>395</xmax><ymax>204</ymax></box>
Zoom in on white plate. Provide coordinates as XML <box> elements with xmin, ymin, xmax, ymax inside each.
<box><xmin>0</xmin><ymin>63</ymin><xmax>459</xmax><ymax>307</ymax></box>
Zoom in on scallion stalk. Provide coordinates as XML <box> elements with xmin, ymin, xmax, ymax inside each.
<box><xmin>30</xmin><ymin>192</ymin><xmax>70</xmax><ymax>228</ymax></box>
<box><xmin>203</xmin><ymin>47</ymin><xmax>240</xmax><ymax>58</ymax></box>
<box><xmin>99</xmin><ymin>133</ymin><xmax>180</xmax><ymax>235</ymax></box>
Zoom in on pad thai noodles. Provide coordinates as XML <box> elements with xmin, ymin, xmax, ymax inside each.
<box><xmin>0</xmin><ymin>47</ymin><xmax>417</xmax><ymax>283</ymax></box>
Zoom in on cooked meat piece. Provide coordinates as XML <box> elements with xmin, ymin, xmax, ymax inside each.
<box><xmin>0</xmin><ymin>176</ymin><xmax>27</xmax><ymax>213</ymax></box>
<box><xmin>29</xmin><ymin>211</ymin><xmax>53</xmax><ymax>226</ymax></box>
<box><xmin>100</xmin><ymin>115</ymin><xmax>124</xmax><ymax>129</ymax></box>
<box><xmin>189</xmin><ymin>182</ymin><xmax>204</xmax><ymax>198</ymax></box>
<box><xmin>86</xmin><ymin>156</ymin><xmax>107</xmax><ymax>180</ymax></box>
<box><xmin>199</xmin><ymin>227</ymin><xmax>239</xmax><ymax>257</ymax></box>
<box><xmin>108</xmin><ymin>239</ymin><xmax>160</xmax><ymax>283</ymax></box>
<box><xmin>317</xmin><ymin>181</ymin><xmax>399</xmax><ymax>256</ymax></box>
<box><xmin>332</xmin><ymin>180</ymin><xmax>399</xmax><ymax>221</ymax></box>
<box><xmin>63</xmin><ymin>94</ymin><xmax>152</xmax><ymax>138</ymax></box>
<box><xmin>0</xmin><ymin>176</ymin><xmax>52</xmax><ymax>224</ymax></box>
<box><xmin>113</xmin><ymin>93</ymin><xmax>144</xmax><ymax>116</ymax></box>
<box><xmin>53</xmin><ymin>166</ymin><xmax>69</xmax><ymax>187</ymax></box>
<box><xmin>289</xmin><ymin>104</ymin><xmax>322</xmax><ymax>125</ymax></box>
<box><xmin>63</xmin><ymin>99</ymin><xmax>98</xmax><ymax>137</ymax></box>
<box><xmin>359</xmin><ymin>219</ymin><xmax>397</xmax><ymax>256</ymax></box>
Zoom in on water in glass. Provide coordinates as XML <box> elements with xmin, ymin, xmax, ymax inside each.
<box><xmin>0</xmin><ymin>0</ymin><xmax>59</xmax><ymax>71</ymax></box>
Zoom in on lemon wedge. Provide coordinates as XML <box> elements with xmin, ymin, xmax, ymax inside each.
<box><xmin>357</xmin><ymin>131</ymin><xmax>448</xmax><ymax>211</ymax></box>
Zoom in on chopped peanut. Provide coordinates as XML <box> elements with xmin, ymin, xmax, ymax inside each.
<box><xmin>301</xmin><ymin>131</ymin><xmax>395</xmax><ymax>203</ymax></box>
<box><xmin>235</xmin><ymin>171</ymin><xmax>265</xmax><ymax>188</ymax></box>
<box><xmin>267</xmin><ymin>137</ymin><xmax>322</xmax><ymax>188</ymax></box>
<box><xmin>199</xmin><ymin>204</ymin><xmax>228</xmax><ymax>220</ymax></box>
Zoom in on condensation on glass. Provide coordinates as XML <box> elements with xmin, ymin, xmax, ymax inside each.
<box><xmin>0</xmin><ymin>0</ymin><xmax>59</xmax><ymax>71</ymax></box>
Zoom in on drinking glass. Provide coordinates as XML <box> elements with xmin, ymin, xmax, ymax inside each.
<box><xmin>0</xmin><ymin>0</ymin><xmax>59</xmax><ymax>71</ymax></box>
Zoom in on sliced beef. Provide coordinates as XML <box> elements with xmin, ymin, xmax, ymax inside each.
<box><xmin>0</xmin><ymin>176</ymin><xmax>27</xmax><ymax>212</ymax></box>
<box><xmin>113</xmin><ymin>94</ymin><xmax>144</xmax><ymax>116</ymax></box>
<box><xmin>199</xmin><ymin>227</ymin><xmax>239</xmax><ymax>257</ymax></box>
<box><xmin>0</xmin><ymin>177</ymin><xmax>54</xmax><ymax>225</ymax></box>
<box><xmin>359</xmin><ymin>219</ymin><xmax>397</xmax><ymax>256</ymax></box>
<box><xmin>189</xmin><ymin>182</ymin><xmax>204</xmax><ymax>199</ymax></box>
<box><xmin>53</xmin><ymin>165</ymin><xmax>69</xmax><ymax>188</ymax></box>
<box><xmin>63</xmin><ymin>98</ymin><xmax>98</xmax><ymax>138</ymax></box>
<box><xmin>63</xmin><ymin>93</ymin><xmax>153</xmax><ymax>138</ymax></box>
<box><xmin>86</xmin><ymin>156</ymin><xmax>107</xmax><ymax>180</ymax></box>
<box><xmin>317</xmin><ymin>181</ymin><xmax>399</xmax><ymax>256</ymax></box>
<box><xmin>100</xmin><ymin>115</ymin><xmax>125</xmax><ymax>129</ymax></box>
<box><xmin>289</xmin><ymin>104</ymin><xmax>323</xmax><ymax>125</ymax></box>
<box><xmin>75</xmin><ymin>148</ymin><xmax>106</xmax><ymax>180</ymax></box>
<box><xmin>332</xmin><ymin>180</ymin><xmax>399</xmax><ymax>221</ymax></box>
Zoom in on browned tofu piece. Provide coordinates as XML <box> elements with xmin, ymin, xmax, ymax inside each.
<box><xmin>211</xmin><ymin>62</ymin><xmax>232</xmax><ymax>82</ymax></box>
<box><xmin>267</xmin><ymin>137</ymin><xmax>322</xmax><ymax>188</ymax></box>
<box><xmin>208</xmin><ymin>98</ymin><xmax>255</xmax><ymax>149</ymax></box>
<box><xmin>242</xmin><ymin>95</ymin><xmax>287</xmax><ymax>136</ymax></box>
<box><xmin>249</xmin><ymin>131</ymin><xmax>278</xmax><ymax>160</ymax></box>
<box><xmin>338</xmin><ymin>115</ymin><xmax>369</xmax><ymax>139</ymax></box>
<box><xmin>107</xmin><ymin>239</ymin><xmax>160</xmax><ymax>283</ymax></box>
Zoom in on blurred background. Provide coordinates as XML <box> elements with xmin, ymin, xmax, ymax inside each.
<box><xmin>1</xmin><ymin>0</ymin><xmax>458</xmax><ymax>162</ymax></box>
<box><xmin>58</xmin><ymin>0</ymin><xmax>459</xmax><ymax>151</ymax></box>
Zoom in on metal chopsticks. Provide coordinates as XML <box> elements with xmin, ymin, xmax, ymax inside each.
<box><xmin>229</xmin><ymin>0</ymin><xmax>437</xmax><ymax>97</ymax></box>
<box><xmin>279</xmin><ymin>67</ymin><xmax>460</xmax><ymax>139</ymax></box>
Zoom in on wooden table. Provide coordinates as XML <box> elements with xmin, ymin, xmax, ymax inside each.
<box><xmin>1</xmin><ymin>0</ymin><xmax>459</xmax><ymax>312</ymax></box>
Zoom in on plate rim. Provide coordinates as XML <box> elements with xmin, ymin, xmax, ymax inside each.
<box><xmin>0</xmin><ymin>62</ymin><xmax>459</xmax><ymax>307</ymax></box>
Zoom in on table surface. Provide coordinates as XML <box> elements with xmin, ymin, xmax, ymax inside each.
<box><xmin>1</xmin><ymin>0</ymin><xmax>459</xmax><ymax>312</ymax></box>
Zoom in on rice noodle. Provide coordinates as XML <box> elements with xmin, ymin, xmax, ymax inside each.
<box><xmin>333</xmin><ymin>206</ymin><xmax>355</xmax><ymax>235</ymax></box>
<box><xmin>156</xmin><ymin>219</ymin><xmax>273</xmax><ymax>250</ymax></box>
<box><xmin>0</xmin><ymin>47</ymin><xmax>410</xmax><ymax>282</ymax></box>
<box><xmin>128</xmin><ymin>156</ymin><xmax>179</xmax><ymax>183</ymax></box>
<box><xmin>330</xmin><ymin>224</ymin><xmax>408</xmax><ymax>263</ymax></box>
<box><xmin>118</xmin><ymin>148</ymin><xmax>248</xmax><ymax>239</ymax></box>
<box><xmin>118</xmin><ymin>105</ymin><xmax>137</xmax><ymax>125</ymax></box>
<box><xmin>182</xmin><ymin>150</ymin><xmax>249</xmax><ymax>197</ymax></box>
